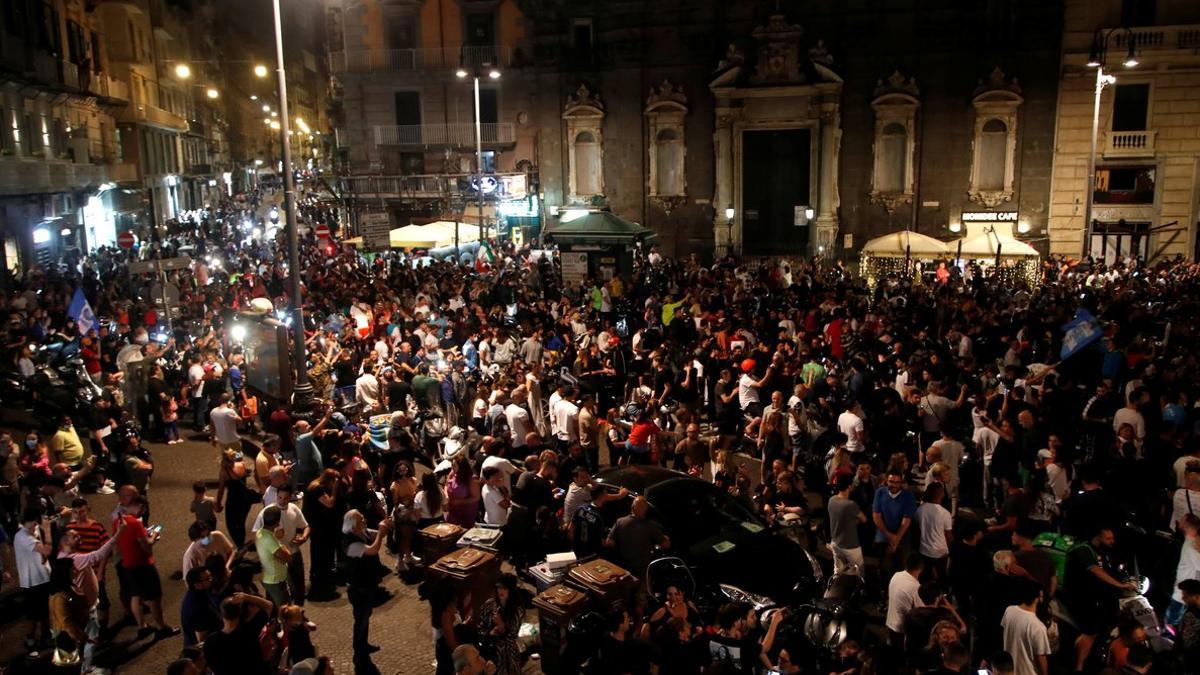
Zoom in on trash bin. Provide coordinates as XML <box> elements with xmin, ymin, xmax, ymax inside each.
<box><xmin>429</xmin><ymin>547</ymin><xmax>501</xmax><ymax>615</ymax></box>
<box><xmin>565</xmin><ymin>558</ymin><xmax>637</xmax><ymax>612</ymax></box>
<box><xmin>419</xmin><ymin>522</ymin><xmax>464</xmax><ymax>564</ymax></box>
<box><xmin>532</xmin><ymin>584</ymin><xmax>589</xmax><ymax>674</ymax></box>
<box><xmin>1033</xmin><ymin>531</ymin><xmax>1080</xmax><ymax>590</ymax></box>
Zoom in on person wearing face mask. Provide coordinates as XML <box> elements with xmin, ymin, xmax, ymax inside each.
<box><xmin>181</xmin><ymin>521</ymin><xmax>234</xmax><ymax>578</ymax></box>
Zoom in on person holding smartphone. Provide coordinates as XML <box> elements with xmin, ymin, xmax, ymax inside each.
<box><xmin>113</xmin><ymin>495</ymin><xmax>178</xmax><ymax>640</ymax></box>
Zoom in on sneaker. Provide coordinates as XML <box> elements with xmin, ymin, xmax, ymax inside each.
<box><xmin>94</xmin><ymin>485</ymin><xmax>116</xmax><ymax>495</ymax></box>
<box><xmin>396</xmin><ymin>559</ymin><xmax>409</xmax><ymax>574</ymax></box>
<box><xmin>104</xmin><ymin>480</ymin><xmax>116</xmax><ymax>488</ymax></box>
<box><xmin>154</xmin><ymin>626</ymin><xmax>181</xmax><ymax>640</ymax></box>
<box><xmin>136</xmin><ymin>626</ymin><xmax>155</xmax><ymax>640</ymax></box>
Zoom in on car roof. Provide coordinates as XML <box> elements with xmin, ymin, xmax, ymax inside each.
<box><xmin>594</xmin><ymin>465</ymin><xmax>700</xmax><ymax>495</ymax></box>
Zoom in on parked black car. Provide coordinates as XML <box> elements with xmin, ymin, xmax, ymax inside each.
<box><xmin>593</xmin><ymin>465</ymin><xmax>824</xmax><ymax>607</ymax></box>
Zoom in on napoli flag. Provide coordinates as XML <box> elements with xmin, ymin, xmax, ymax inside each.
<box><xmin>1060</xmin><ymin>308</ymin><xmax>1103</xmax><ymax>361</ymax></box>
<box><xmin>67</xmin><ymin>288</ymin><xmax>96</xmax><ymax>335</ymax></box>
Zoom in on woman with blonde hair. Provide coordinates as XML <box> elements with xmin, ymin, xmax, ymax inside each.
<box><xmin>1167</xmin><ymin>513</ymin><xmax>1200</xmax><ymax>627</ymax></box>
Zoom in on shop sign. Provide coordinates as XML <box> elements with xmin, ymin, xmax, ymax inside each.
<box><xmin>961</xmin><ymin>211</ymin><xmax>1017</xmax><ymax>223</ymax></box>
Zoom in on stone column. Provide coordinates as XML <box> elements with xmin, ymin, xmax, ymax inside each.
<box><xmin>814</xmin><ymin>99</ymin><xmax>841</xmax><ymax>254</ymax></box>
<box><xmin>713</xmin><ymin>108</ymin><xmax>735</xmax><ymax>254</ymax></box>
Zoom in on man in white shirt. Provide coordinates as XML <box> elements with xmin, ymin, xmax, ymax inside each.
<box><xmin>1113</xmin><ymin>388</ymin><xmax>1147</xmax><ymax>451</ymax></box>
<box><xmin>355</xmin><ymin>361</ymin><xmax>381</xmax><ymax>412</ymax></box>
<box><xmin>251</xmin><ymin>483</ymin><xmax>310</xmax><ymax>604</ymax></box>
<box><xmin>481</xmin><ymin>466</ymin><xmax>510</xmax><ymax>526</ymax></box>
<box><xmin>552</xmin><ymin>389</ymin><xmax>580</xmax><ymax>452</ymax></box>
<box><xmin>187</xmin><ymin>356</ymin><xmax>208</xmax><ymax>431</ymax></box>
<box><xmin>209</xmin><ymin>394</ymin><xmax>241</xmax><ymax>453</ymax></box>
<box><xmin>973</xmin><ymin>422</ymin><xmax>1000</xmax><ymax>504</ymax></box>
<box><xmin>737</xmin><ymin>360</ymin><xmax>771</xmax><ymax>415</ymax></box>
<box><xmin>1038</xmin><ymin>445</ymin><xmax>1070</xmax><ymax>503</ymax></box>
<box><xmin>505</xmin><ymin>387</ymin><xmax>533</xmax><ymax>449</ymax></box>
<box><xmin>1001</xmin><ymin>581</ymin><xmax>1051</xmax><ymax>675</ymax></box>
<box><xmin>915</xmin><ymin>483</ymin><xmax>953</xmax><ymax>583</ymax></box>
<box><xmin>481</xmin><ymin>451</ymin><xmax>520</xmax><ymax>492</ymax></box>
<box><xmin>15</xmin><ymin>510</ymin><xmax>52</xmax><ymax>649</ymax></box>
<box><xmin>837</xmin><ymin>401</ymin><xmax>866</xmax><ymax>456</ymax></box>
<box><xmin>885</xmin><ymin>555</ymin><xmax>925</xmax><ymax>644</ymax></box>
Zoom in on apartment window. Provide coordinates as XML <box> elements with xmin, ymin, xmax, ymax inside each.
<box><xmin>563</xmin><ymin>84</ymin><xmax>604</xmax><ymax>201</ymax></box>
<box><xmin>573</xmin><ymin>19</ymin><xmax>593</xmax><ymax>55</ymax></box>
<box><xmin>394</xmin><ymin>92</ymin><xmax>421</xmax><ymax>126</ymax></box>
<box><xmin>1121</xmin><ymin>0</ymin><xmax>1156</xmax><ymax>27</ymax></box>
<box><xmin>0</xmin><ymin>105</ymin><xmax>8</xmax><ymax>154</ymax></box>
<box><xmin>386</xmin><ymin>17</ymin><xmax>416</xmax><ymax>50</ymax></box>
<box><xmin>1112</xmin><ymin>83</ymin><xmax>1150</xmax><ymax>132</ymax></box>
<box><xmin>4</xmin><ymin>0</ymin><xmax>27</xmax><ymax>36</ymax></box>
<box><xmin>66</xmin><ymin>20</ymin><xmax>84</xmax><ymax>64</ymax></box>
<box><xmin>465</xmin><ymin>13</ymin><xmax>495</xmax><ymax>47</ymax></box>
<box><xmin>91</xmin><ymin>31</ymin><xmax>102</xmax><ymax>72</ymax></box>
<box><xmin>1093</xmin><ymin>165</ymin><xmax>1155</xmax><ymax>205</ymax></box>
<box><xmin>645</xmin><ymin>80</ymin><xmax>688</xmax><ymax>198</ymax></box>
<box><xmin>868</xmin><ymin>72</ymin><xmax>920</xmax><ymax>211</ymax></box>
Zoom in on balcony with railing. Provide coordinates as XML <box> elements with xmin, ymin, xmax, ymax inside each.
<box><xmin>1103</xmin><ymin>130</ymin><xmax>1156</xmax><ymax>158</ymax></box>
<box><xmin>0</xmin><ymin>155</ymin><xmax>120</xmax><ymax>196</ymax></box>
<box><xmin>118</xmin><ymin>102</ymin><xmax>189</xmax><ymax>132</ymax></box>
<box><xmin>373</xmin><ymin>123</ymin><xmax>515</xmax><ymax>148</ymax></box>
<box><xmin>331</xmin><ymin>46</ymin><xmax>512</xmax><ymax>74</ymax></box>
<box><xmin>1112</xmin><ymin>24</ymin><xmax>1200</xmax><ymax>52</ymax></box>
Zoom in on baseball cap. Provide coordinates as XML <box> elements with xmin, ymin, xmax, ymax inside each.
<box><xmin>741</xmin><ymin>358</ymin><xmax>756</xmax><ymax>373</ymax></box>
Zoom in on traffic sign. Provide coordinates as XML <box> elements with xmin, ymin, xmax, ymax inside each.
<box><xmin>118</xmin><ymin>231</ymin><xmax>136</xmax><ymax>249</ymax></box>
<box><xmin>360</xmin><ymin>212</ymin><xmax>392</xmax><ymax>252</ymax></box>
<box><xmin>128</xmin><ymin>256</ymin><xmax>192</xmax><ymax>275</ymax></box>
<box><xmin>314</xmin><ymin>224</ymin><xmax>331</xmax><ymax>239</ymax></box>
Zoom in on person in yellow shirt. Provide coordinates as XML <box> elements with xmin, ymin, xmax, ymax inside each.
<box><xmin>50</xmin><ymin>418</ymin><xmax>86</xmax><ymax>468</ymax></box>
<box><xmin>609</xmin><ymin>274</ymin><xmax>624</xmax><ymax>299</ymax></box>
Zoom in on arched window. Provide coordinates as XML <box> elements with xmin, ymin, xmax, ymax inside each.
<box><xmin>563</xmin><ymin>84</ymin><xmax>605</xmax><ymax>202</ymax></box>
<box><xmin>654</xmin><ymin>128</ymin><xmax>683</xmax><ymax>196</ymax></box>
<box><xmin>574</xmin><ymin>130</ymin><xmax>601</xmax><ymax>196</ymax></box>
<box><xmin>977</xmin><ymin>119</ymin><xmax>1008</xmax><ymax>191</ymax></box>
<box><xmin>968</xmin><ymin>68</ymin><xmax>1022</xmax><ymax>207</ymax></box>
<box><xmin>876</xmin><ymin>123</ymin><xmax>907</xmax><ymax>194</ymax></box>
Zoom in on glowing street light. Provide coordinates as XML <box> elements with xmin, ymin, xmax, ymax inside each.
<box><xmin>250</xmin><ymin>95</ymin><xmax>258</xmax><ymax>101</ymax></box>
<box><xmin>254</xmin><ymin>64</ymin><xmax>269</xmax><ymax>78</ymax></box>
<box><xmin>174</xmin><ymin>63</ymin><xmax>192</xmax><ymax>79</ymax></box>
<box><xmin>205</xmin><ymin>87</ymin><xmax>219</xmax><ymax>99</ymax></box>
<box><xmin>270</xmin><ymin>121</ymin><xmax>281</xmax><ymax>130</ymax></box>
<box><xmin>262</xmin><ymin>104</ymin><xmax>271</xmax><ymax>113</ymax></box>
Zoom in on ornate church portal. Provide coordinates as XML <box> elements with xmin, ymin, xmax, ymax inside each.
<box><xmin>710</xmin><ymin>12</ymin><xmax>842</xmax><ymax>256</ymax></box>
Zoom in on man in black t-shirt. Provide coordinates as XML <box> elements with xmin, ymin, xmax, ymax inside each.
<box><xmin>203</xmin><ymin>593</ymin><xmax>274</xmax><ymax>675</ymax></box>
<box><xmin>570</xmin><ymin>485</ymin><xmax>609</xmax><ymax>559</ymax></box>
<box><xmin>1061</xmin><ymin>527</ymin><xmax>1139</xmax><ymax>672</ymax></box>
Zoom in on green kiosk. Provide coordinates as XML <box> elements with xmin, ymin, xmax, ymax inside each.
<box><xmin>543</xmin><ymin>209</ymin><xmax>657</xmax><ymax>288</ymax></box>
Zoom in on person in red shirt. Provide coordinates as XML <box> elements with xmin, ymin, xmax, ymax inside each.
<box><xmin>79</xmin><ymin>336</ymin><xmax>102</xmax><ymax>383</ymax></box>
<box><xmin>626</xmin><ymin>412</ymin><xmax>660</xmax><ymax>466</ymax></box>
<box><xmin>114</xmin><ymin>495</ymin><xmax>178</xmax><ymax>640</ymax></box>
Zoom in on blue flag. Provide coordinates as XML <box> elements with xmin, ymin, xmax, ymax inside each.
<box><xmin>1060</xmin><ymin>308</ymin><xmax>1102</xmax><ymax>360</ymax></box>
<box><xmin>67</xmin><ymin>288</ymin><xmax>96</xmax><ymax>335</ymax></box>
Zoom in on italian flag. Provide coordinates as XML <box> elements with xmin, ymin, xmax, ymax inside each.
<box><xmin>475</xmin><ymin>240</ymin><xmax>495</xmax><ymax>272</ymax></box>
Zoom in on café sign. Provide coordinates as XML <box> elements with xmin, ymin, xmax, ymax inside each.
<box><xmin>961</xmin><ymin>211</ymin><xmax>1017</xmax><ymax>223</ymax></box>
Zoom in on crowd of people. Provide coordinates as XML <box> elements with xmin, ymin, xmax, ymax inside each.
<box><xmin>3</xmin><ymin>185</ymin><xmax>1200</xmax><ymax>675</ymax></box>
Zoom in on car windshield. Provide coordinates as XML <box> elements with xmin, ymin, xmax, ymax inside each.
<box><xmin>646</xmin><ymin>479</ymin><xmax>765</xmax><ymax>548</ymax></box>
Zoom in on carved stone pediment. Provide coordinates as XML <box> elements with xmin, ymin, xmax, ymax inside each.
<box><xmin>870</xmin><ymin>191</ymin><xmax>913</xmax><ymax>214</ymax></box>
<box><xmin>973</xmin><ymin>67</ymin><xmax>1022</xmax><ymax>99</ymax></box>
<box><xmin>873</xmin><ymin>70</ymin><xmax>920</xmax><ymax>100</ymax></box>
<box><xmin>646</xmin><ymin>80</ymin><xmax>688</xmax><ymax>111</ymax></box>
<box><xmin>563</xmin><ymin>85</ymin><xmax>604</xmax><ymax>119</ymax></box>
<box><xmin>750</xmin><ymin>13</ymin><xmax>806</xmax><ymax>85</ymax></box>
<box><xmin>967</xmin><ymin>190</ymin><xmax>1014</xmax><ymax>208</ymax></box>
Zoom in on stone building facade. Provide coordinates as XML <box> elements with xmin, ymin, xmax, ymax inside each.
<box><xmin>1047</xmin><ymin>0</ymin><xmax>1200</xmax><ymax>262</ymax></box>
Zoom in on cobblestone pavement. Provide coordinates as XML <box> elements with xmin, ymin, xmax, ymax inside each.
<box><xmin>0</xmin><ymin>427</ymin><xmax>439</xmax><ymax>675</ymax></box>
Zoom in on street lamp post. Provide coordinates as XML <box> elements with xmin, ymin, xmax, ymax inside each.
<box><xmin>458</xmin><ymin>67</ymin><xmax>500</xmax><ymax>249</ymax></box>
<box><xmin>1082</xmin><ymin>27</ymin><xmax>1138</xmax><ymax>260</ymax></box>
<box><xmin>270</xmin><ymin>0</ymin><xmax>312</xmax><ymax>411</ymax></box>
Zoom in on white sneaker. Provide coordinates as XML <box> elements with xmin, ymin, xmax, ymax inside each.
<box><xmin>94</xmin><ymin>485</ymin><xmax>116</xmax><ymax>495</ymax></box>
<box><xmin>104</xmin><ymin>480</ymin><xmax>116</xmax><ymax>488</ymax></box>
